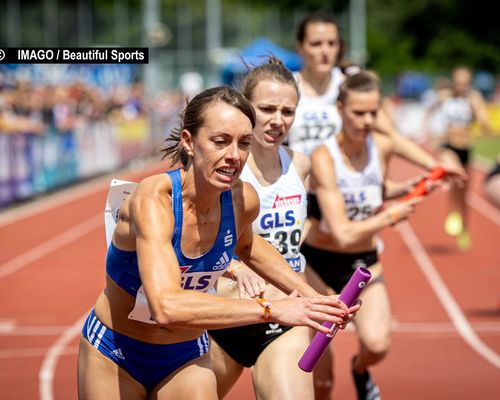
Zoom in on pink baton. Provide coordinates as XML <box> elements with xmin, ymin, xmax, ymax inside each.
<box><xmin>298</xmin><ymin>266</ymin><xmax>372</xmax><ymax>372</ymax></box>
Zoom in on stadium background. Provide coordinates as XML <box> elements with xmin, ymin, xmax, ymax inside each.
<box><xmin>1</xmin><ymin>2</ymin><xmax>500</xmax><ymax>399</ymax></box>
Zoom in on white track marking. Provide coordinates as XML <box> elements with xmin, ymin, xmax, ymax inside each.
<box><xmin>0</xmin><ymin>321</ymin><xmax>77</xmax><ymax>336</ymax></box>
<box><xmin>397</xmin><ymin>221</ymin><xmax>500</xmax><ymax>369</ymax></box>
<box><xmin>39</xmin><ymin>313</ymin><xmax>88</xmax><ymax>400</ymax></box>
<box><xmin>0</xmin><ymin>177</ymin><xmax>111</xmax><ymax>229</ymax></box>
<box><xmin>467</xmin><ymin>192</ymin><xmax>500</xmax><ymax>227</ymax></box>
<box><xmin>3</xmin><ymin>320</ymin><xmax>500</xmax><ymax>339</ymax></box>
<box><xmin>0</xmin><ymin>214</ymin><xmax>102</xmax><ymax>280</ymax></box>
<box><xmin>0</xmin><ymin>346</ymin><xmax>78</xmax><ymax>359</ymax></box>
<box><xmin>0</xmin><ymin>158</ymin><xmax>162</xmax><ymax>228</ymax></box>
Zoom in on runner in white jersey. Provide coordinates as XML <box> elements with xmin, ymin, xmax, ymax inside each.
<box><xmin>288</xmin><ymin>10</ymin><xmax>455</xmax><ymax>184</ymax></box>
<box><xmin>303</xmin><ymin>71</ymin><xmax>424</xmax><ymax>400</ymax></box>
<box><xmin>288</xmin><ymin>68</ymin><xmax>344</xmax><ymax>155</ymax></box>
<box><xmin>286</xmin><ymin>11</ymin><xmax>345</xmax><ymax>157</ymax></box>
<box><xmin>323</xmin><ymin>134</ymin><xmax>383</xmax><ymax>222</ymax></box>
<box><xmin>208</xmin><ymin>58</ymin><xmax>356</xmax><ymax>400</ymax></box>
<box><xmin>239</xmin><ymin>146</ymin><xmax>308</xmax><ymax>272</ymax></box>
<box><xmin>437</xmin><ymin>66</ymin><xmax>493</xmax><ymax>250</ymax></box>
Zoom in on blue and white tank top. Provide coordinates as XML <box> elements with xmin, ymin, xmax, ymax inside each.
<box><xmin>106</xmin><ymin>169</ymin><xmax>237</xmax><ymax>324</ymax></box>
<box><xmin>325</xmin><ymin>136</ymin><xmax>383</xmax><ymax>221</ymax></box>
<box><xmin>168</xmin><ymin>169</ymin><xmax>237</xmax><ymax>290</ymax></box>
<box><xmin>287</xmin><ymin>68</ymin><xmax>344</xmax><ymax>156</ymax></box>
<box><xmin>240</xmin><ymin>147</ymin><xmax>307</xmax><ymax>272</ymax></box>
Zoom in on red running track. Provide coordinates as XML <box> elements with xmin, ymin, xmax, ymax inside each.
<box><xmin>0</xmin><ymin>157</ymin><xmax>499</xmax><ymax>399</ymax></box>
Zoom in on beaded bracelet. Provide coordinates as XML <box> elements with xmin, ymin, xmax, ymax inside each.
<box><xmin>256</xmin><ymin>297</ymin><xmax>272</xmax><ymax>322</ymax></box>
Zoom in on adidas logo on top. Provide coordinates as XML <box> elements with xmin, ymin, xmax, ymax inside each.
<box><xmin>212</xmin><ymin>252</ymin><xmax>230</xmax><ymax>271</ymax></box>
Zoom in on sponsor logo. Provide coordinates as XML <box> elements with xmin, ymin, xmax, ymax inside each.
<box><xmin>112</xmin><ymin>348</ymin><xmax>125</xmax><ymax>360</ymax></box>
<box><xmin>224</xmin><ymin>229</ymin><xmax>234</xmax><ymax>247</ymax></box>
<box><xmin>212</xmin><ymin>252</ymin><xmax>230</xmax><ymax>271</ymax></box>
<box><xmin>286</xmin><ymin>256</ymin><xmax>302</xmax><ymax>272</ymax></box>
<box><xmin>180</xmin><ymin>265</ymin><xmax>193</xmax><ymax>273</ymax></box>
<box><xmin>265</xmin><ymin>323</ymin><xmax>283</xmax><ymax>335</ymax></box>
<box><xmin>180</xmin><ymin>265</ymin><xmax>212</xmax><ymax>291</ymax></box>
<box><xmin>181</xmin><ymin>273</ymin><xmax>214</xmax><ymax>291</ymax></box>
<box><xmin>272</xmin><ymin>194</ymin><xmax>302</xmax><ymax>208</ymax></box>
<box><xmin>260</xmin><ymin>210</ymin><xmax>296</xmax><ymax>230</ymax></box>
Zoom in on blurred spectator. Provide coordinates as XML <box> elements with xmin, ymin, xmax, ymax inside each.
<box><xmin>396</xmin><ymin>72</ymin><xmax>431</xmax><ymax>100</ymax></box>
<box><xmin>474</xmin><ymin>71</ymin><xmax>495</xmax><ymax>100</ymax></box>
<box><xmin>0</xmin><ymin>65</ymin><xmax>181</xmax><ymax>208</ymax></box>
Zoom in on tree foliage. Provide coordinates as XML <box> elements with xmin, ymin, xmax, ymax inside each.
<box><xmin>2</xmin><ymin>0</ymin><xmax>498</xmax><ymax>75</ymax></box>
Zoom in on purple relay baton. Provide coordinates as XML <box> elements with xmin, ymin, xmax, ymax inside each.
<box><xmin>298</xmin><ymin>266</ymin><xmax>372</xmax><ymax>372</ymax></box>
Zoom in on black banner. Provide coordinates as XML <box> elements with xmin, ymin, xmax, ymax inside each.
<box><xmin>0</xmin><ymin>47</ymin><xmax>149</xmax><ymax>64</ymax></box>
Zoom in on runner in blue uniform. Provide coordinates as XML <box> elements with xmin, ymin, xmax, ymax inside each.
<box><xmin>77</xmin><ymin>86</ymin><xmax>358</xmax><ymax>400</ymax></box>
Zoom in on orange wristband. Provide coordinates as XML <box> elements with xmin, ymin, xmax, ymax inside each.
<box><xmin>386</xmin><ymin>208</ymin><xmax>400</xmax><ymax>226</ymax></box>
<box><xmin>256</xmin><ymin>297</ymin><xmax>272</xmax><ymax>322</ymax></box>
<box><xmin>227</xmin><ymin>263</ymin><xmax>242</xmax><ymax>278</ymax></box>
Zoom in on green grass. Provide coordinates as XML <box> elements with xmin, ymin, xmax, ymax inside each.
<box><xmin>473</xmin><ymin>137</ymin><xmax>500</xmax><ymax>163</ymax></box>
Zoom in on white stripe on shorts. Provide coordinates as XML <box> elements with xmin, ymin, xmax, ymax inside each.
<box><xmin>88</xmin><ymin>319</ymin><xmax>101</xmax><ymax>342</ymax></box>
<box><xmin>93</xmin><ymin>324</ymin><xmax>107</xmax><ymax>349</ymax></box>
<box><xmin>197</xmin><ymin>335</ymin><xmax>204</xmax><ymax>356</ymax></box>
<box><xmin>202</xmin><ymin>332</ymin><xmax>209</xmax><ymax>353</ymax></box>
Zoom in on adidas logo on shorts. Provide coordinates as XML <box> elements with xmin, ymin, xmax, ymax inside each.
<box><xmin>112</xmin><ymin>348</ymin><xmax>125</xmax><ymax>360</ymax></box>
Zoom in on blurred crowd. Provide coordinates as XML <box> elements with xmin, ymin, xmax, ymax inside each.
<box><xmin>0</xmin><ymin>67</ymin><xmax>184</xmax><ymax>207</ymax></box>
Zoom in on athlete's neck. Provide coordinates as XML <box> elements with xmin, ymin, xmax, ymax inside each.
<box><xmin>299</xmin><ymin>69</ymin><xmax>332</xmax><ymax>96</ymax></box>
<box><xmin>337</xmin><ymin>133</ymin><xmax>368</xmax><ymax>166</ymax></box>
<box><xmin>183</xmin><ymin>168</ymin><xmax>221</xmax><ymax>214</ymax></box>
<box><xmin>247</xmin><ymin>149</ymin><xmax>282</xmax><ymax>186</ymax></box>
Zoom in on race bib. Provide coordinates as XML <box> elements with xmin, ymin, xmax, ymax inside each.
<box><xmin>104</xmin><ymin>179</ymin><xmax>137</xmax><ymax>247</ymax></box>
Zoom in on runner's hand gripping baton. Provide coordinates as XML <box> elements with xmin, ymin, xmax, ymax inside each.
<box><xmin>403</xmin><ymin>166</ymin><xmax>446</xmax><ymax>201</ymax></box>
<box><xmin>298</xmin><ymin>266</ymin><xmax>372</xmax><ymax>372</ymax></box>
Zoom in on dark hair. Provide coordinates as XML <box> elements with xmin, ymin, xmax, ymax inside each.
<box><xmin>337</xmin><ymin>70</ymin><xmax>380</xmax><ymax>105</ymax></box>
<box><xmin>241</xmin><ymin>56</ymin><xmax>300</xmax><ymax>101</ymax></box>
<box><xmin>295</xmin><ymin>10</ymin><xmax>344</xmax><ymax>62</ymax></box>
<box><xmin>161</xmin><ymin>85</ymin><xmax>256</xmax><ymax>166</ymax></box>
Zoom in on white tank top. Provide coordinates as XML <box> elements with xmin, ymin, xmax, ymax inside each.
<box><xmin>287</xmin><ymin>68</ymin><xmax>344</xmax><ymax>156</ymax></box>
<box><xmin>325</xmin><ymin>136</ymin><xmax>383</xmax><ymax>221</ymax></box>
<box><xmin>240</xmin><ymin>147</ymin><xmax>308</xmax><ymax>272</ymax></box>
<box><xmin>440</xmin><ymin>95</ymin><xmax>474</xmax><ymax>128</ymax></box>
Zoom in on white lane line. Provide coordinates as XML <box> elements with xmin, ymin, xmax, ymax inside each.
<box><xmin>0</xmin><ymin>215</ymin><xmax>102</xmax><ymax>280</ymax></box>
<box><xmin>0</xmin><ymin>178</ymin><xmax>109</xmax><ymax>229</ymax></box>
<box><xmin>392</xmin><ymin>321</ymin><xmax>500</xmax><ymax>333</ymax></box>
<box><xmin>39</xmin><ymin>313</ymin><xmax>88</xmax><ymax>400</ymax></box>
<box><xmin>0</xmin><ymin>158</ymin><xmax>162</xmax><ymax>229</ymax></box>
<box><xmin>2</xmin><ymin>320</ymin><xmax>499</xmax><ymax>340</ymax></box>
<box><xmin>467</xmin><ymin>192</ymin><xmax>500</xmax><ymax>227</ymax></box>
<box><xmin>0</xmin><ymin>323</ymin><xmax>78</xmax><ymax>336</ymax></box>
<box><xmin>0</xmin><ymin>346</ymin><xmax>78</xmax><ymax>359</ymax></box>
<box><xmin>397</xmin><ymin>221</ymin><xmax>500</xmax><ymax>369</ymax></box>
